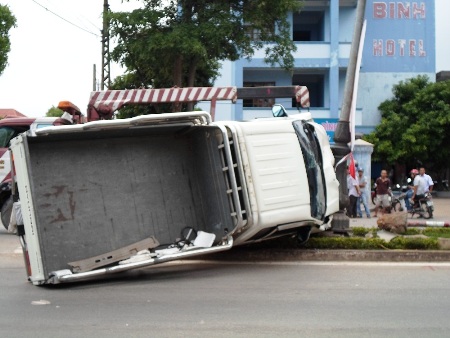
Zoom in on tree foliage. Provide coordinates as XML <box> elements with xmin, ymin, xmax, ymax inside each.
<box><xmin>46</xmin><ymin>106</ymin><xmax>63</xmax><ymax>117</ymax></box>
<box><xmin>108</xmin><ymin>0</ymin><xmax>302</xmax><ymax>112</ymax></box>
<box><xmin>364</xmin><ymin>75</ymin><xmax>450</xmax><ymax>174</ymax></box>
<box><xmin>0</xmin><ymin>4</ymin><xmax>17</xmax><ymax>76</ymax></box>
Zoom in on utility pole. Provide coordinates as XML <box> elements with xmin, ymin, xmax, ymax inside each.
<box><xmin>331</xmin><ymin>0</ymin><xmax>367</xmax><ymax>230</ymax></box>
<box><xmin>101</xmin><ymin>0</ymin><xmax>111</xmax><ymax>90</ymax></box>
<box><xmin>93</xmin><ymin>64</ymin><xmax>97</xmax><ymax>91</ymax></box>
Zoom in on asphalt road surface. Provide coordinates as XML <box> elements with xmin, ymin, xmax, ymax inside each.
<box><xmin>2</xmin><ymin>198</ymin><xmax>450</xmax><ymax>337</ymax></box>
<box><xmin>2</xmin><ymin>256</ymin><xmax>450</xmax><ymax>338</ymax></box>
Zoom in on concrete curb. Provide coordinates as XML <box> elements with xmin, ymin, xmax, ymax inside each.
<box><xmin>196</xmin><ymin>248</ymin><xmax>450</xmax><ymax>262</ymax></box>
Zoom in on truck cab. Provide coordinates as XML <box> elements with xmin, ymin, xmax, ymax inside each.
<box><xmin>219</xmin><ymin>112</ymin><xmax>339</xmax><ymax>245</ymax></box>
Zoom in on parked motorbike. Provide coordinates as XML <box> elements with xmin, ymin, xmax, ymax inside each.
<box><xmin>433</xmin><ymin>179</ymin><xmax>449</xmax><ymax>191</ymax></box>
<box><xmin>371</xmin><ymin>183</ymin><xmax>403</xmax><ymax>212</ymax></box>
<box><xmin>371</xmin><ymin>184</ymin><xmax>376</xmax><ymax>205</ymax></box>
<box><xmin>408</xmin><ymin>192</ymin><xmax>434</xmax><ymax>219</ymax></box>
<box><xmin>390</xmin><ymin>184</ymin><xmax>405</xmax><ymax>212</ymax></box>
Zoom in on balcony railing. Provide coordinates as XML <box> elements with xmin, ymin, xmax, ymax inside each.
<box><xmin>249</xmin><ymin>42</ymin><xmax>352</xmax><ymax>62</ymax></box>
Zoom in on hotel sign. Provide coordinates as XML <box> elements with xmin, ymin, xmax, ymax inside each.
<box><xmin>363</xmin><ymin>1</ymin><xmax>435</xmax><ymax>72</ymax></box>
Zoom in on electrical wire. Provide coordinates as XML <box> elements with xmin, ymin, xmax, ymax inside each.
<box><xmin>30</xmin><ymin>0</ymin><xmax>100</xmax><ymax>37</ymax></box>
<box><xmin>44</xmin><ymin>0</ymin><xmax>102</xmax><ymax>33</ymax></box>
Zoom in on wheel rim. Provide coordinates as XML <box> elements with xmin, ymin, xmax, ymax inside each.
<box><xmin>420</xmin><ymin>203</ymin><xmax>431</xmax><ymax>219</ymax></box>
<box><xmin>393</xmin><ymin>201</ymin><xmax>400</xmax><ymax>212</ymax></box>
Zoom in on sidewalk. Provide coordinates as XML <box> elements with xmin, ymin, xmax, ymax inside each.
<box><xmin>349</xmin><ymin>197</ymin><xmax>450</xmax><ymax>229</ymax></box>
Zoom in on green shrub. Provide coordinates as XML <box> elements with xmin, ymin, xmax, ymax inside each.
<box><xmin>405</xmin><ymin>228</ymin><xmax>422</xmax><ymax>236</ymax></box>
<box><xmin>386</xmin><ymin>237</ymin><xmax>439</xmax><ymax>250</ymax></box>
<box><xmin>303</xmin><ymin>237</ymin><xmax>387</xmax><ymax>250</ymax></box>
<box><xmin>302</xmin><ymin>235</ymin><xmax>439</xmax><ymax>250</ymax></box>
<box><xmin>423</xmin><ymin>228</ymin><xmax>450</xmax><ymax>239</ymax></box>
<box><xmin>351</xmin><ymin>227</ymin><xmax>371</xmax><ymax>237</ymax></box>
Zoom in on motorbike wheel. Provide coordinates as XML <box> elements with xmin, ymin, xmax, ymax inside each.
<box><xmin>392</xmin><ymin>200</ymin><xmax>401</xmax><ymax>212</ymax></box>
<box><xmin>420</xmin><ymin>202</ymin><xmax>431</xmax><ymax>219</ymax></box>
<box><xmin>427</xmin><ymin>206</ymin><xmax>433</xmax><ymax>219</ymax></box>
<box><xmin>1</xmin><ymin>196</ymin><xmax>13</xmax><ymax>230</ymax></box>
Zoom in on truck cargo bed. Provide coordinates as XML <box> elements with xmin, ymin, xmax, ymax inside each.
<box><xmin>20</xmin><ymin>125</ymin><xmax>234</xmax><ymax>276</ymax></box>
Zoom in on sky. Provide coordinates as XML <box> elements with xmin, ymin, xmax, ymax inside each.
<box><xmin>0</xmin><ymin>0</ymin><xmax>449</xmax><ymax>118</ymax></box>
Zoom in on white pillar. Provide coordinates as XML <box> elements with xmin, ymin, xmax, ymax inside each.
<box><xmin>353</xmin><ymin>138</ymin><xmax>374</xmax><ymax>200</ymax></box>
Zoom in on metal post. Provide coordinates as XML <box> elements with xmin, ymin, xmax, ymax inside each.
<box><xmin>331</xmin><ymin>0</ymin><xmax>367</xmax><ymax>230</ymax></box>
<box><xmin>101</xmin><ymin>0</ymin><xmax>110</xmax><ymax>90</ymax></box>
<box><xmin>93</xmin><ymin>64</ymin><xmax>97</xmax><ymax>91</ymax></box>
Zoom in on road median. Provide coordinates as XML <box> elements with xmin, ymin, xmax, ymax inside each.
<box><xmin>196</xmin><ymin>247</ymin><xmax>450</xmax><ymax>262</ymax></box>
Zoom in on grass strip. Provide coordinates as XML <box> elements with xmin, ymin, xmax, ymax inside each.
<box><xmin>303</xmin><ymin>236</ymin><xmax>439</xmax><ymax>250</ymax></box>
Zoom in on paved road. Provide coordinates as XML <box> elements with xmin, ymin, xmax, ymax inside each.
<box><xmin>2</xmin><ymin>259</ymin><xmax>450</xmax><ymax>338</ymax></box>
<box><xmin>1</xmin><ymin>198</ymin><xmax>450</xmax><ymax>337</ymax></box>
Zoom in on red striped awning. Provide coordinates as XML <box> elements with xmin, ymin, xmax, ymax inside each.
<box><xmin>88</xmin><ymin>87</ymin><xmax>237</xmax><ymax>120</ymax></box>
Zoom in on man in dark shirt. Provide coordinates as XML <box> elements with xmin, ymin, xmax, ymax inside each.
<box><xmin>374</xmin><ymin>169</ymin><xmax>391</xmax><ymax>217</ymax></box>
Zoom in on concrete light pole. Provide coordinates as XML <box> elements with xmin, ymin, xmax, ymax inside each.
<box><xmin>331</xmin><ymin>0</ymin><xmax>367</xmax><ymax>230</ymax></box>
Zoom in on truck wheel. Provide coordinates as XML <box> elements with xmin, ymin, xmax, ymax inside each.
<box><xmin>297</xmin><ymin>226</ymin><xmax>312</xmax><ymax>246</ymax></box>
<box><xmin>1</xmin><ymin>196</ymin><xmax>13</xmax><ymax>230</ymax></box>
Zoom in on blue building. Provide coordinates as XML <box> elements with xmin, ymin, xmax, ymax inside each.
<box><xmin>205</xmin><ymin>0</ymin><xmax>436</xmax><ymax>136</ymax></box>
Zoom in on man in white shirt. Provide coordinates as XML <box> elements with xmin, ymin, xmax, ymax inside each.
<box><xmin>356</xmin><ymin>168</ymin><xmax>371</xmax><ymax>218</ymax></box>
<box><xmin>347</xmin><ymin>167</ymin><xmax>360</xmax><ymax>218</ymax></box>
<box><xmin>411</xmin><ymin>169</ymin><xmax>426</xmax><ymax>208</ymax></box>
<box><xmin>419</xmin><ymin>167</ymin><xmax>434</xmax><ymax>193</ymax></box>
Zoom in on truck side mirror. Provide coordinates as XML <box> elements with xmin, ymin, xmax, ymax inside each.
<box><xmin>272</xmin><ymin>104</ymin><xmax>288</xmax><ymax>117</ymax></box>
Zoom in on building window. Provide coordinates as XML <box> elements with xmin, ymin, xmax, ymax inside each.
<box><xmin>292</xmin><ymin>74</ymin><xmax>324</xmax><ymax>107</ymax></box>
<box><xmin>244</xmin><ymin>24</ymin><xmax>275</xmax><ymax>42</ymax></box>
<box><xmin>293</xmin><ymin>11</ymin><xmax>325</xmax><ymax>42</ymax></box>
<box><xmin>243</xmin><ymin>82</ymin><xmax>276</xmax><ymax>107</ymax></box>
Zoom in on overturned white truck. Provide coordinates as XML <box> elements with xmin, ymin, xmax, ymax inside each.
<box><xmin>10</xmin><ymin>86</ymin><xmax>339</xmax><ymax>285</ymax></box>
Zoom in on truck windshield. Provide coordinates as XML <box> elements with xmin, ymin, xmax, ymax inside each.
<box><xmin>292</xmin><ymin>120</ymin><xmax>326</xmax><ymax>220</ymax></box>
<box><xmin>0</xmin><ymin>127</ymin><xmax>16</xmax><ymax>148</ymax></box>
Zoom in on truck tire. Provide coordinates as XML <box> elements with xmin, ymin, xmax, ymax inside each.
<box><xmin>297</xmin><ymin>226</ymin><xmax>312</xmax><ymax>245</ymax></box>
<box><xmin>1</xmin><ymin>196</ymin><xmax>13</xmax><ymax>230</ymax></box>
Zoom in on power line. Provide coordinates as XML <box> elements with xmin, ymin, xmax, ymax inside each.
<box><xmin>44</xmin><ymin>0</ymin><xmax>101</xmax><ymax>33</ymax></box>
<box><xmin>30</xmin><ymin>0</ymin><xmax>100</xmax><ymax>37</ymax></box>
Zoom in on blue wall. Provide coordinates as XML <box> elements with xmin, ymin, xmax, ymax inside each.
<box><xmin>209</xmin><ymin>0</ymin><xmax>436</xmax><ymax>128</ymax></box>
<box><xmin>362</xmin><ymin>0</ymin><xmax>435</xmax><ymax>73</ymax></box>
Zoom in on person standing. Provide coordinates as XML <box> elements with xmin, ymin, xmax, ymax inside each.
<box><xmin>419</xmin><ymin>167</ymin><xmax>434</xmax><ymax>193</ymax></box>
<box><xmin>405</xmin><ymin>171</ymin><xmax>415</xmax><ymax>211</ymax></box>
<box><xmin>373</xmin><ymin>169</ymin><xmax>391</xmax><ymax>217</ymax></box>
<box><xmin>411</xmin><ymin>169</ymin><xmax>426</xmax><ymax>208</ymax></box>
<box><xmin>347</xmin><ymin>167</ymin><xmax>360</xmax><ymax>218</ymax></box>
<box><xmin>356</xmin><ymin>168</ymin><xmax>371</xmax><ymax>218</ymax></box>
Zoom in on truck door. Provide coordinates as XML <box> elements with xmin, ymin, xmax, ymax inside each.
<box><xmin>292</xmin><ymin>120</ymin><xmax>326</xmax><ymax>220</ymax></box>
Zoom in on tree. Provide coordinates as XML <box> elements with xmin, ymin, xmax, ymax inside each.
<box><xmin>108</xmin><ymin>0</ymin><xmax>302</xmax><ymax>113</ymax></box>
<box><xmin>364</xmin><ymin>75</ymin><xmax>450</xmax><ymax>176</ymax></box>
<box><xmin>46</xmin><ymin>106</ymin><xmax>63</xmax><ymax>117</ymax></box>
<box><xmin>0</xmin><ymin>4</ymin><xmax>17</xmax><ymax>76</ymax></box>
